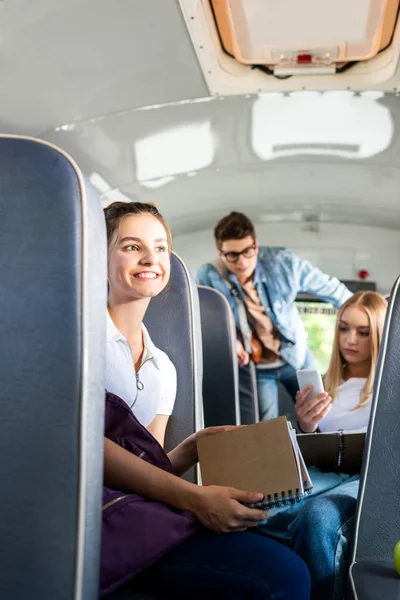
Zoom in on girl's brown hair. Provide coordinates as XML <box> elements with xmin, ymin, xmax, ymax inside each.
<box><xmin>103</xmin><ymin>201</ymin><xmax>172</xmax><ymax>253</ymax></box>
<box><xmin>323</xmin><ymin>291</ymin><xmax>387</xmax><ymax>409</ymax></box>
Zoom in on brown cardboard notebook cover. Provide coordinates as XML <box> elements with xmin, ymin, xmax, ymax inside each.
<box><xmin>297</xmin><ymin>432</ymin><xmax>365</xmax><ymax>473</ymax></box>
<box><xmin>198</xmin><ymin>417</ymin><xmax>304</xmax><ymax>506</ymax></box>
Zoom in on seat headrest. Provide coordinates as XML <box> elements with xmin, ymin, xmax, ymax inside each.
<box><xmin>0</xmin><ymin>136</ymin><xmax>107</xmax><ymax>599</ymax></box>
<box><xmin>144</xmin><ymin>253</ymin><xmax>203</xmax><ymax>481</ymax></box>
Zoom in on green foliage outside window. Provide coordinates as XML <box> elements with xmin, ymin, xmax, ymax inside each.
<box><xmin>297</xmin><ymin>302</ymin><xmax>336</xmax><ymax>374</ymax></box>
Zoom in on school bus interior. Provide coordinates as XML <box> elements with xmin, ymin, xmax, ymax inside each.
<box><xmin>1</xmin><ymin>1</ymin><xmax>400</xmax><ymax>599</ymax></box>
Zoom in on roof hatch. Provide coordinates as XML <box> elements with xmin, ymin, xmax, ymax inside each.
<box><xmin>180</xmin><ymin>0</ymin><xmax>400</xmax><ymax>94</ymax></box>
<box><xmin>211</xmin><ymin>0</ymin><xmax>399</xmax><ymax>75</ymax></box>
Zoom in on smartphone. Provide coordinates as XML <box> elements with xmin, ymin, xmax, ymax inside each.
<box><xmin>296</xmin><ymin>369</ymin><xmax>324</xmax><ymax>401</ymax></box>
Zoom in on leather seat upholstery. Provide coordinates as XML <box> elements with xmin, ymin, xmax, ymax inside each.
<box><xmin>348</xmin><ymin>276</ymin><xmax>400</xmax><ymax>599</ymax></box>
<box><xmin>144</xmin><ymin>252</ymin><xmax>203</xmax><ymax>481</ymax></box>
<box><xmin>0</xmin><ymin>136</ymin><xmax>107</xmax><ymax>599</ymax></box>
<box><xmin>198</xmin><ymin>285</ymin><xmax>240</xmax><ymax>427</ymax></box>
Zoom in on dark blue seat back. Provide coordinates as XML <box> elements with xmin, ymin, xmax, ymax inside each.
<box><xmin>198</xmin><ymin>285</ymin><xmax>240</xmax><ymax>427</ymax></box>
<box><xmin>144</xmin><ymin>253</ymin><xmax>203</xmax><ymax>482</ymax></box>
<box><xmin>348</xmin><ymin>276</ymin><xmax>400</xmax><ymax>599</ymax></box>
<box><xmin>0</xmin><ymin>136</ymin><xmax>107</xmax><ymax>599</ymax></box>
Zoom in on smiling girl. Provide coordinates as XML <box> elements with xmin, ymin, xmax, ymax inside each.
<box><xmin>105</xmin><ymin>202</ymin><xmax>176</xmax><ymax>447</ymax></box>
<box><xmin>101</xmin><ymin>202</ymin><xmax>311</xmax><ymax>600</ymax></box>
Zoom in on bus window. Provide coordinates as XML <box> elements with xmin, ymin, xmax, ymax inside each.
<box><xmin>297</xmin><ymin>301</ymin><xmax>336</xmax><ymax>374</ymax></box>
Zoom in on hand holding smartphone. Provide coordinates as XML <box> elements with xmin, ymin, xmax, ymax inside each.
<box><xmin>296</xmin><ymin>369</ymin><xmax>324</xmax><ymax>401</ymax></box>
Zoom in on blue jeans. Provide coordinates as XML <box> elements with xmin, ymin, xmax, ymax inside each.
<box><xmin>256</xmin><ymin>347</ymin><xmax>316</xmax><ymax>420</ymax></box>
<box><xmin>258</xmin><ymin>468</ymin><xmax>359</xmax><ymax>600</ymax></box>
<box><xmin>129</xmin><ymin>527</ymin><xmax>311</xmax><ymax>600</ymax></box>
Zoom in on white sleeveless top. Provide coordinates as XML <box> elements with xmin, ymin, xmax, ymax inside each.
<box><xmin>319</xmin><ymin>377</ymin><xmax>371</xmax><ymax>433</ymax></box>
<box><xmin>106</xmin><ymin>313</ymin><xmax>177</xmax><ymax>427</ymax></box>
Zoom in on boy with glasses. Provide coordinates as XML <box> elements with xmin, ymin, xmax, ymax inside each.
<box><xmin>197</xmin><ymin>212</ymin><xmax>351</xmax><ymax>422</ymax></box>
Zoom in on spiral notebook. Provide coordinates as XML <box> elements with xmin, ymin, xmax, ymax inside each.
<box><xmin>297</xmin><ymin>431</ymin><xmax>366</xmax><ymax>474</ymax></box>
<box><xmin>197</xmin><ymin>416</ymin><xmax>313</xmax><ymax>509</ymax></box>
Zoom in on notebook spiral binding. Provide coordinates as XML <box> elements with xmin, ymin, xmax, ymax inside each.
<box><xmin>337</xmin><ymin>430</ymin><xmax>345</xmax><ymax>469</ymax></box>
<box><xmin>249</xmin><ymin>487</ymin><xmax>310</xmax><ymax>510</ymax></box>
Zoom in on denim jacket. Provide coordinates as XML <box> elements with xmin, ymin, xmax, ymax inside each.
<box><xmin>196</xmin><ymin>246</ymin><xmax>352</xmax><ymax>370</ymax></box>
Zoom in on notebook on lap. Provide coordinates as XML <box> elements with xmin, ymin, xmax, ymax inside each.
<box><xmin>198</xmin><ymin>416</ymin><xmax>313</xmax><ymax>509</ymax></box>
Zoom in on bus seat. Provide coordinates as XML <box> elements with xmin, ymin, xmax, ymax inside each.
<box><xmin>238</xmin><ymin>362</ymin><xmax>260</xmax><ymax>424</ymax></box>
<box><xmin>144</xmin><ymin>252</ymin><xmax>203</xmax><ymax>483</ymax></box>
<box><xmin>198</xmin><ymin>285</ymin><xmax>240</xmax><ymax>427</ymax></box>
<box><xmin>347</xmin><ymin>275</ymin><xmax>400</xmax><ymax>599</ymax></box>
<box><xmin>0</xmin><ymin>136</ymin><xmax>106</xmax><ymax>599</ymax></box>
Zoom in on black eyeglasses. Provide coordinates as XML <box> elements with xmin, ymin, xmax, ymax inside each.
<box><xmin>220</xmin><ymin>244</ymin><xmax>257</xmax><ymax>263</ymax></box>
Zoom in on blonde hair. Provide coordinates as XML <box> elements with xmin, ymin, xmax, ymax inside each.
<box><xmin>323</xmin><ymin>291</ymin><xmax>387</xmax><ymax>409</ymax></box>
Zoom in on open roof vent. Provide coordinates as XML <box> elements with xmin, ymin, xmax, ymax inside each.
<box><xmin>180</xmin><ymin>0</ymin><xmax>400</xmax><ymax>94</ymax></box>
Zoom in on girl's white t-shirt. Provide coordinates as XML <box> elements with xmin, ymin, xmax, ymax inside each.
<box><xmin>318</xmin><ymin>377</ymin><xmax>371</xmax><ymax>433</ymax></box>
<box><xmin>106</xmin><ymin>313</ymin><xmax>177</xmax><ymax>427</ymax></box>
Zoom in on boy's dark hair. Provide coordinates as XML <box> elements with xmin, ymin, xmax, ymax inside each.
<box><xmin>214</xmin><ymin>212</ymin><xmax>256</xmax><ymax>248</ymax></box>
